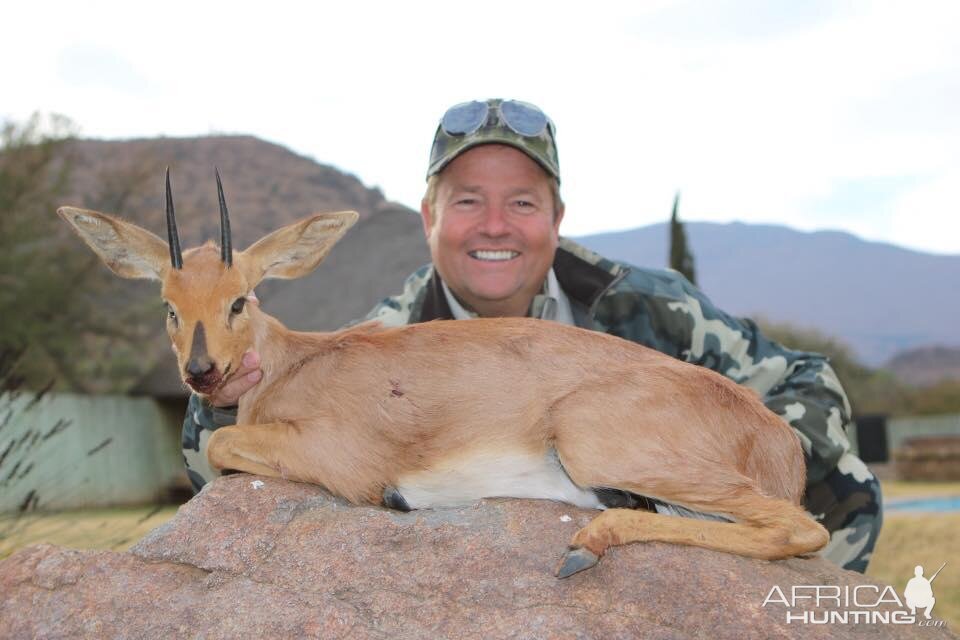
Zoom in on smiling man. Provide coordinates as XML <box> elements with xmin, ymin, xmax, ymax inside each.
<box><xmin>424</xmin><ymin>143</ymin><xmax>564</xmax><ymax>319</ymax></box>
<box><xmin>181</xmin><ymin>98</ymin><xmax>883</xmax><ymax>574</ymax></box>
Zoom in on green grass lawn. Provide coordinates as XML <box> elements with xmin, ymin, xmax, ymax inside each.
<box><xmin>1</xmin><ymin>482</ymin><xmax>956</xmax><ymax>630</ymax></box>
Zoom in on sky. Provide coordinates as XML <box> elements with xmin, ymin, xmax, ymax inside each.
<box><xmin>4</xmin><ymin>1</ymin><xmax>959</xmax><ymax>255</ymax></box>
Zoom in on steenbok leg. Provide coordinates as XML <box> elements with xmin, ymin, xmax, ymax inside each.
<box><xmin>557</xmin><ymin>489</ymin><xmax>828</xmax><ymax>578</ymax></box>
<box><xmin>206</xmin><ymin>423</ymin><xmax>301</xmax><ymax>480</ymax></box>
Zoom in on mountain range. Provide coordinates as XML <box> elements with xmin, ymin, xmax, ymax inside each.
<box><xmin>576</xmin><ymin>223</ymin><xmax>960</xmax><ymax>367</ymax></box>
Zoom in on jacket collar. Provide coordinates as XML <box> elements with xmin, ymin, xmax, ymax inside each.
<box><xmin>414</xmin><ymin>268</ymin><xmax>455</xmax><ymax>322</ymax></box>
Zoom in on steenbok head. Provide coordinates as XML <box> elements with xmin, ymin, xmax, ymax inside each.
<box><xmin>58</xmin><ymin>169</ymin><xmax>358</xmax><ymax>395</ymax></box>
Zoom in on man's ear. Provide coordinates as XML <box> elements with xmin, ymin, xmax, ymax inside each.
<box><xmin>553</xmin><ymin>202</ymin><xmax>565</xmax><ymax>234</ymax></box>
<box><xmin>240</xmin><ymin>210</ymin><xmax>359</xmax><ymax>286</ymax></box>
<box><xmin>420</xmin><ymin>198</ymin><xmax>434</xmax><ymax>240</ymax></box>
<box><xmin>57</xmin><ymin>207</ymin><xmax>169</xmax><ymax>280</ymax></box>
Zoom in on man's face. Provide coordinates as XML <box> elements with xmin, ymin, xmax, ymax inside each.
<box><xmin>421</xmin><ymin>144</ymin><xmax>564</xmax><ymax>317</ymax></box>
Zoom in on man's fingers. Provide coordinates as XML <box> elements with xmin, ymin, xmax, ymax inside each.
<box><xmin>211</xmin><ymin>370</ymin><xmax>261</xmax><ymax>407</ymax></box>
<box><xmin>242</xmin><ymin>350</ymin><xmax>260</xmax><ymax>369</ymax></box>
<box><xmin>210</xmin><ymin>349</ymin><xmax>262</xmax><ymax>407</ymax></box>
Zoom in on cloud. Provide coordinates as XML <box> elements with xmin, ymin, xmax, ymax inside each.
<box><xmin>890</xmin><ymin>169</ymin><xmax>960</xmax><ymax>255</ymax></box>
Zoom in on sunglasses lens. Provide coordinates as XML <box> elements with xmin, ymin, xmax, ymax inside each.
<box><xmin>441</xmin><ymin>101</ymin><xmax>489</xmax><ymax>135</ymax></box>
<box><xmin>501</xmin><ymin>100</ymin><xmax>548</xmax><ymax>136</ymax></box>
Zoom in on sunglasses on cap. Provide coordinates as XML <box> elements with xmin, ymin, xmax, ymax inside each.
<box><xmin>441</xmin><ymin>99</ymin><xmax>555</xmax><ymax>138</ymax></box>
<box><xmin>427</xmin><ymin>98</ymin><xmax>561</xmax><ymax>182</ymax></box>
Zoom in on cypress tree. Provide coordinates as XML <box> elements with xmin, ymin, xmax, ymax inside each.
<box><xmin>669</xmin><ymin>192</ymin><xmax>697</xmax><ymax>285</ymax></box>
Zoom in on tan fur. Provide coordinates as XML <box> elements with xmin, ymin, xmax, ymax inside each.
<box><xmin>58</xmin><ymin>205</ymin><xmax>830</xmax><ymax>567</ymax></box>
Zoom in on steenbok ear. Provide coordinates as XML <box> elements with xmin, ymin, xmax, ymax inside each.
<box><xmin>57</xmin><ymin>207</ymin><xmax>169</xmax><ymax>280</ymax></box>
<box><xmin>241</xmin><ymin>211</ymin><xmax>359</xmax><ymax>285</ymax></box>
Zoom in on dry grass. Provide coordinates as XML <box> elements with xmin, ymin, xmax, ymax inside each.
<box><xmin>0</xmin><ymin>505</ymin><xmax>178</xmax><ymax>561</ymax></box>
<box><xmin>868</xmin><ymin>513</ymin><xmax>958</xmax><ymax>629</ymax></box>
<box><xmin>882</xmin><ymin>480</ymin><xmax>960</xmax><ymax>500</ymax></box>
<box><xmin>866</xmin><ymin>481</ymin><xmax>959</xmax><ymax>630</ymax></box>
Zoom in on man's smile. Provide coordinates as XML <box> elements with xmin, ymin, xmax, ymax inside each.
<box><xmin>468</xmin><ymin>249</ymin><xmax>520</xmax><ymax>261</ymax></box>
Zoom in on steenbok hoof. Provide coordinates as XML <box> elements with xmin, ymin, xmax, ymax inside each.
<box><xmin>556</xmin><ymin>546</ymin><xmax>599</xmax><ymax>578</ymax></box>
<box><xmin>382</xmin><ymin>487</ymin><xmax>411</xmax><ymax>512</ymax></box>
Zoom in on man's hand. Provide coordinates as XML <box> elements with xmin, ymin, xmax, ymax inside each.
<box><xmin>209</xmin><ymin>292</ymin><xmax>262</xmax><ymax>407</ymax></box>
<box><xmin>209</xmin><ymin>349</ymin><xmax>262</xmax><ymax>407</ymax></box>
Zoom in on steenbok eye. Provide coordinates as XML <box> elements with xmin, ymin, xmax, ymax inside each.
<box><xmin>165</xmin><ymin>304</ymin><xmax>178</xmax><ymax>326</ymax></box>
<box><xmin>231</xmin><ymin>297</ymin><xmax>246</xmax><ymax>314</ymax></box>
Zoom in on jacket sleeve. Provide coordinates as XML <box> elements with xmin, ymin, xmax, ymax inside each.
<box><xmin>360</xmin><ymin>264</ymin><xmax>432</xmax><ymax>326</ymax></box>
<box><xmin>622</xmin><ymin>272</ymin><xmax>854</xmax><ymax>486</ymax></box>
<box><xmin>181</xmin><ymin>393</ymin><xmax>237</xmax><ymax>492</ymax></box>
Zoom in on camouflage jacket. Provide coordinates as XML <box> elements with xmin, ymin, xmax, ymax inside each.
<box><xmin>184</xmin><ymin>237</ymin><xmax>854</xmax><ymax>489</ymax></box>
<box><xmin>364</xmin><ymin>237</ymin><xmax>854</xmax><ymax>486</ymax></box>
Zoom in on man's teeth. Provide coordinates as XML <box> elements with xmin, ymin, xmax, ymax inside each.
<box><xmin>470</xmin><ymin>250</ymin><xmax>519</xmax><ymax>261</ymax></box>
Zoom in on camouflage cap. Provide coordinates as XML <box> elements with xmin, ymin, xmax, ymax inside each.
<box><xmin>427</xmin><ymin>98</ymin><xmax>560</xmax><ymax>183</ymax></box>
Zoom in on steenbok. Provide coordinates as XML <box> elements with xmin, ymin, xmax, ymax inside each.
<box><xmin>58</xmin><ymin>171</ymin><xmax>828</xmax><ymax>577</ymax></box>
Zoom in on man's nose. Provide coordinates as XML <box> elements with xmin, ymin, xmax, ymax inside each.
<box><xmin>476</xmin><ymin>204</ymin><xmax>509</xmax><ymax>236</ymax></box>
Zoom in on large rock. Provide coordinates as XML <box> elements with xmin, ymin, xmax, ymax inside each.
<box><xmin>0</xmin><ymin>476</ymin><xmax>954</xmax><ymax>639</ymax></box>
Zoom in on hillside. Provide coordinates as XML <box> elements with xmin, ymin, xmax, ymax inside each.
<box><xmin>884</xmin><ymin>346</ymin><xmax>960</xmax><ymax>386</ymax></box>
<box><xmin>49</xmin><ymin>136</ymin><xmax>430</xmax><ymax>396</ymax></box>
<box><xmin>60</xmin><ymin>136</ymin><xmax>400</xmax><ymax>246</ymax></box>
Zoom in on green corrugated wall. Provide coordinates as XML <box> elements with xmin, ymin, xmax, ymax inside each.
<box><xmin>1</xmin><ymin>392</ymin><xmax>184</xmax><ymax>512</ymax></box>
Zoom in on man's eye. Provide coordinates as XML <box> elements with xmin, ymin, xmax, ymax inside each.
<box><xmin>231</xmin><ymin>297</ymin><xmax>246</xmax><ymax>314</ymax></box>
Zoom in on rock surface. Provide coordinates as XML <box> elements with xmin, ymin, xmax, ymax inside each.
<box><xmin>0</xmin><ymin>476</ymin><xmax>954</xmax><ymax>639</ymax></box>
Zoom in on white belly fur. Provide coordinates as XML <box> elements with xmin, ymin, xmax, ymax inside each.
<box><xmin>397</xmin><ymin>447</ymin><xmax>604</xmax><ymax>510</ymax></box>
